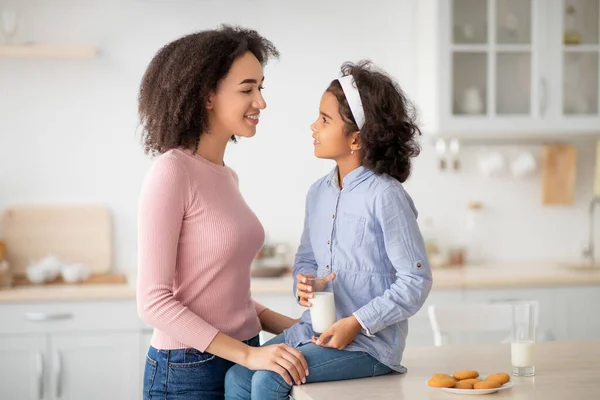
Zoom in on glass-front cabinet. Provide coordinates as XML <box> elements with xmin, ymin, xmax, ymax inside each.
<box><xmin>555</xmin><ymin>0</ymin><xmax>599</xmax><ymax>123</ymax></box>
<box><xmin>417</xmin><ymin>0</ymin><xmax>600</xmax><ymax>136</ymax></box>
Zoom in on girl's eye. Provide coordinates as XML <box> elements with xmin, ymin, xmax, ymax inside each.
<box><xmin>322</xmin><ymin>117</ymin><xmax>327</xmax><ymax>124</ymax></box>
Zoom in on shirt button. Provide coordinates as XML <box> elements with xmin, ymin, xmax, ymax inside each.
<box><xmin>326</xmin><ymin>265</ymin><xmax>330</xmax><ymax>269</ymax></box>
<box><xmin>332</xmin><ymin>214</ymin><xmax>335</xmax><ymax>219</ymax></box>
<box><xmin>327</xmin><ymin>240</ymin><xmax>330</xmax><ymax>245</ymax></box>
<box><xmin>416</xmin><ymin>263</ymin><xmax>422</xmax><ymax>268</ymax></box>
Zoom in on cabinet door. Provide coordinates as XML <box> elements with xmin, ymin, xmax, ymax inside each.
<box><xmin>139</xmin><ymin>330</ymin><xmax>154</xmax><ymax>399</ymax></box>
<box><xmin>546</xmin><ymin>0</ymin><xmax>600</xmax><ymax>130</ymax></box>
<box><xmin>443</xmin><ymin>0</ymin><xmax>542</xmax><ymax>132</ymax></box>
<box><xmin>464</xmin><ymin>287</ymin><xmax>561</xmax><ymax>342</ymax></box>
<box><xmin>0</xmin><ymin>335</ymin><xmax>47</xmax><ymax>400</ymax></box>
<box><xmin>49</xmin><ymin>332</ymin><xmax>140</xmax><ymax>400</ymax></box>
<box><xmin>406</xmin><ymin>289</ymin><xmax>464</xmax><ymax>347</ymax></box>
<box><xmin>561</xmin><ymin>286</ymin><xmax>600</xmax><ymax>340</ymax></box>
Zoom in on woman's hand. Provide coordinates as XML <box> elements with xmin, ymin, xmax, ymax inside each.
<box><xmin>243</xmin><ymin>344</ymin><xmax>309</xmax><ymax>386</ymax></box>
<box><xmin>311</xmin><ymin>316</ymin><xmax>362</xmax><ymax>350</ymax></box>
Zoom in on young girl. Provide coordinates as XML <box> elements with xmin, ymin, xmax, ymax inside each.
<box><xmin>137</xmin><ymin>26</ymin><xmax>308</xmax><ymax>400</ymax></box>
<box><xmin>225</xmin><ymin>61</ymin><xmax>433</xmax><ymax>399</ymax></box>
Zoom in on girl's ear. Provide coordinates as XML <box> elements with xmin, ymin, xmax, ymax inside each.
<box><xmin>349</xmin><ymin>131</ymin><xmax>362</xmax><ymax>151</ymax></box>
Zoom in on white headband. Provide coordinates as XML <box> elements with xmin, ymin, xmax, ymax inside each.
<box><xmin>337</xmin><ymin>75</ymin><xmax>365</xmax><ymax>130</ymax></box>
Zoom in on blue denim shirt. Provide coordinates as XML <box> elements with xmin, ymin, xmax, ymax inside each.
<box><xmin>284</xmin><ymin>166</ymin><xmax>432</xmax><ymax>372</ymax></box>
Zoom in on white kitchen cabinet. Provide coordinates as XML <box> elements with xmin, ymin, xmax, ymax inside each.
<box><xmin>463</xmin><ymin>287</ymin><xmax>560</xmax><ymax>342</ymax></box>
<box><xmin>0</xmin><ymin>335</ymin><xmax>46</xmax><ymax>400</ymax></box>
<box><xmin>140</xmin><ymin>330</ymin><xmax>153</xmax><ymax>357</ymax></box>
<box><xmin>406</xmin><ymin>289</ymin><xmax>464</xmax><ymax>347</ymax></box>
<box><xmin>49</xmin><ymin>333</ymin><xmax>140</xmax><ymax>400</ymax></box>
<box><xmin>545</xmin><ymin>0</ymin><xmax>600</xmax><ymax>131</ymax></box>
<box><xmin>0</xmin><ymin>300</ymin><xmax>144</xmax><ymax>400</ymax></box>
<box><xmin>558</xmin><ymin>286</ymin><xmax>600</xmax><ymax>341</ymax></box>
<box><xmin>139</xmin><ymin>330</ymin><xmax>154</xmax><ymax>398</ymax></box>
<box><xmin>417</xmin><ymin>0</ymin><xmax>600</xmax><ymax>136</ymax></box>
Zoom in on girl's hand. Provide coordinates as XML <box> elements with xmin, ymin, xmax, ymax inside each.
<box><xmin>295</xmin><ymin>273</ymin><xmax>336</xmax><ymax>307</ymax></box>
<box><xmin>295</xmin><ymin>273</ymin><xmax>315</xmax><ymax>307</ymax></box>
<box><xmin>243</xmin><ymin>344</ymin><xmax>309</xmax><ymax>386</ymax></box>
<box><xmin>311</xmin><ymin>316</ymin><xmax>362</xmax><ymax>350</ymax></box>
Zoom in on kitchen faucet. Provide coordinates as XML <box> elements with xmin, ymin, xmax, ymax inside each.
<box><xmin>582</xmin><ymin>196</ymin><xmax>600</xmax><ymax>264</ymax></box>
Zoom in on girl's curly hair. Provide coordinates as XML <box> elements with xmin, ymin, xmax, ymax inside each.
<box><xmin>327</xmin><ymin>61</ymin><xmax>421</xmax><ymax>183</ymax></box>
<box><xmin>138</xmin><ymin>25</ymin><xmax>279</xmax><ymax>156</ymax></box>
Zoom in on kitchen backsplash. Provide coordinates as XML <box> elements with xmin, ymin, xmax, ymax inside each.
<box><xmin>1</xmin><ymin>0</ymin><xmax>597</xmax><ymax>273</ymax></box>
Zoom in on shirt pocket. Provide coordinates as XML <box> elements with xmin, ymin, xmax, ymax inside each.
<box><xmin>336</xmin><ymin>212</ymin><xmax>366</xmax><ymax>248</ymax></box>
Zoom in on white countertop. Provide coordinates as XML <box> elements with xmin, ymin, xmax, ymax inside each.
<box><xmin>0</xmin><ymin>276</ymin><xmax>294</xmax><ymax>303</ymax></box>
<box><xmin>1</xmin><ymin>262</ymin><xmax>599</xmax><ymax>303</ymax></box>
<box><xmin>291</xmin><ymin>340</ymin><xmax>600</xmax><ymax>399</ymax></box>
<box><xmin>429</xmin><ymin>261</ymin><xmax>600</xmax><ymax>289</ymax></box>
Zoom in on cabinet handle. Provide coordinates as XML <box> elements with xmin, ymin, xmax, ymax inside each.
<box><xmin>54</xmin><ymin>350</ymin><xmax>62</xmax><ymax>399</ymax></box>
<box><xmin>488</xmin><ymin>298</ymin><xmax>520</xmax><ymax>304</ymax></box>
<box><xmin>540</xmin><ymin>77</ymin><xmax>549</xmax><ymax>116</ymax></box>
<box><xmin>37</xmin><ymin>352</ymin><xmax>44</xmax><ymax>400</ymax></box>
<box><xmin>25</xmin><ymin>312</ymin><xmax>74</xmax><ymax>321</ymax></box>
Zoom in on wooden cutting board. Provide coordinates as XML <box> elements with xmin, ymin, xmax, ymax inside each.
<box><xmin>541</xmin><ymin>145</ymin><xmax>577</xmax><ymax>205</ymax></box>
<box><xmin>0</xmin><ymin>206</ymin><xmax>112</xmax><ymax>275</ymax></box>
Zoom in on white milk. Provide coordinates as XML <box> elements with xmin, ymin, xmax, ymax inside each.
<box><xmin>511</xmin><ymin>341</ymin><xmax>535</xmax><ymax>367</ymax></box>
<box><xmin>309</xmin><ymin>292</ymin><xmax>336</xmax><ymax>333</ymax></box>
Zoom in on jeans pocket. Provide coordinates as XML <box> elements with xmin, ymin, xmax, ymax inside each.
<box><xmin>336</xmin><ymin>212</ymin><xmax>366</xmax><ymax>247</ymax></box>
<box><xmin>169</xmin><ymin>349</ymin><xmax>216</xmax><ymax>368</ymax></box>
<box><xmin>143</xmin><ymin>355</ymin><xmax>158</xmax><ymax>400</ymax></box>
<box><xmin>167</xmin><ymin>351</ymin><xmax>225</xmax><ymax>396</ymax></box>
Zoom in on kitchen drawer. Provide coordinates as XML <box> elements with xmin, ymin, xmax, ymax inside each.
<box><xmin>0</xmin><ymin>299</ymin><xmax>142</xmax><ymax>334</ymax></box>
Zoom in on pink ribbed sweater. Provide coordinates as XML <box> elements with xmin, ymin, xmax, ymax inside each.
<box><xmin>137</xmin><ymin>148</ymin><xmax>266</xmax><ymax>352</ymax></box>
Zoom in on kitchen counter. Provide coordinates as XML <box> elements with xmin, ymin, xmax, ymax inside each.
<box><xmin>429</xmin><ymin>261</ymin><xmax>600</xmax><ymax>289</ymax></box>
<box><xmin>291</xmin><ymin>340</ymin><xmax>600</xmax><ymax>400</ymax></box>
<box><xmin>0</xmin><ymin>275</ymin><xmax>295</xmax><ymax>303</ymax></box>
<box><xmin>0</xmin><ymin>282</ymin><xmax>137</xmax><ymax>302</ymax></box>
<box><xmin>1</xmin><ymin>262</ymin><xmax>599</xmax><ymax>303</ymax></box>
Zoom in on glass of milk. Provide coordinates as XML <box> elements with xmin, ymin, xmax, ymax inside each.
<box><xmin>511</xmin><ymin>301</ymin><xmax>536</xmax><ymax>376</ymax></box>
<box><xmin>307</xmin><ymin>272</ymin><xmax>336</xmax><ymax>335</ymax></box>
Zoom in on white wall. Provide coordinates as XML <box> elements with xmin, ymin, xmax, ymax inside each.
<box><xmin>0</xmin><ymin>0</ymin><xmax>596</xmax><ymax>273</ymax></box>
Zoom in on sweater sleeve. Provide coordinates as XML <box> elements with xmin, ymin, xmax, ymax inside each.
<box><xmin>136</xmin><ymin>154</ymin><xmax>219</xmax><ymax>351</ymax></box>
<box><xmin>253</xmin><ymin>300</ymin><xmax>267</xmax><ymax>316</ymax></box>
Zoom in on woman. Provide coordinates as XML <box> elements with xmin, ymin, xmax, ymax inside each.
<box><xmin>137</xmin><ymin>25</ymin><xmax>308</xmax><ymax>400</ymax></box>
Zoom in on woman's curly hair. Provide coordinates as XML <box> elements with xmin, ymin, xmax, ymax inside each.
<box><xmin>138</xmin><ymin>25</ymin><xmax>279</xmax><ymax>156</ymax></box>
<box><xmin>327</xmin><ymin>61</ymin><xmax>421</xmax><ymax>183</ymax></box>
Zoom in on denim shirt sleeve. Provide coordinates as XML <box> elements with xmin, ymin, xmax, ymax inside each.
<box><xmin>292</xmin><ymin>189</ymin><xmax>319</xmax><ymax>296</ymax></box>
<box><xmin>354</xmin><ymin>185</ymin><xmax>433</xmax><ymax>335</ymax></box>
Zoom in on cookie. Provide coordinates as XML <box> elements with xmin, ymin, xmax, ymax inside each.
<box><xmin>459</xmin><ymin>378</ymin><xmax>482</xmax><ymax>385</ymax></box>
<box><xmin>427</xmin><ymin>374</ymin><xmax>456</xmax><ymax>388</ymax></box>
<box><xmin>453</xmin><ymin>370</ymin><xmax>479</xmax><ymax>380</ymax></box>
<box><xmin>474</xmin><ymin>380</ymin><xmax>501</xmax><ymax>389</ymax></box>
<box><xmin>431</xmin><ymin>373</ymin><xmax>454</xmax><ymax>380</ymax></box>
<box><xmin>485</xmin><ymin>372</ymin><xmax>510</xmax><ymax>385</ymax></box>
<box><xmin>455</xmin><ymin>381</ymin><xmax>475</xmax><ymax>389</ymax></box>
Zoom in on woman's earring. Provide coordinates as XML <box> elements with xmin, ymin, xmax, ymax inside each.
<box><xmin>351</xmin><ymin>150</ymin><xmax>355</xmax><ymax>155</ymax></box>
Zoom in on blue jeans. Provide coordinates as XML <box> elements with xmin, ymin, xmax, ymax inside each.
<box><xmin>224</xmin><ymin>334</ymin><xmax>393</xmax><ymax>400</ymax></box>
<box><xmin>143</xmin><ymin>336</ymin><xmax>260</xmax><ymax>400</ymax></box>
